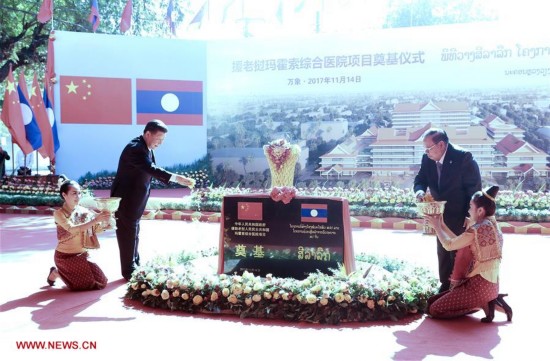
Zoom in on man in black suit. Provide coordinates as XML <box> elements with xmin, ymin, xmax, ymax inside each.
<box><xmin>111</xmin><ymin>119</ymin><xmax>195</xmax><ymax>281</ymax></box>
<box><xmin>0</xmin><ymin>146</ymin><xmax>10</xmax><ymax>177</ymax></box>
<box><xmin>414</xmin><ymin>128</ymin><xmax>481</xmax><ymax>293</ymax></box>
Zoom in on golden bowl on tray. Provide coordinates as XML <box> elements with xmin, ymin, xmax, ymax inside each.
<box><xmin>416</xmin><ymin>201</ymin><xmax>446</xmax><ymax>235</ymax></box>
<box><xmin>94</xmin><ymin>197</ymin><xmax>121</xmax><ymax>230</ymax></box>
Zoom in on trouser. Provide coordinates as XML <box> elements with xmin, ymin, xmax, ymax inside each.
<box><xmin>115</xmin><ymin>215</ymin><xmax>141</xmax><ymax>280</ymax></box>
<box><xmin>436</xmin><ymin>239</ymin><xmax>455</xmax><ymax>293</ymax></box>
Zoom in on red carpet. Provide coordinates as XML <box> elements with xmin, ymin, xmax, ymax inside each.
<box><xmin>1</xmin><ymin>208</ymin><xmax>548</xmax><ymax>360</ymax></box>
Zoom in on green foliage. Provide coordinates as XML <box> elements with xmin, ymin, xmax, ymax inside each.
<box><xmin>0</xmin><ymin>0</ymin><xmax>191</xmax><ymax>88</ymax></box>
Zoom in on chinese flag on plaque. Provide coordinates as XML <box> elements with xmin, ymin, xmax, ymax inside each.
<box><xmin>237</xmin><ymin>202</ymin><xmax>263</xmax><ymax>221</ymax></box>
<box><xmin>60</xmin><ymin>76</ymin><xmax>132</xmax><ymax>124</ymax></box>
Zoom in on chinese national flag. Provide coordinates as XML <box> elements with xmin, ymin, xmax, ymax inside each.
<box><xmin>120</xmin><ymin>0</ymin><xmax>133</xmax><ymax>34</ymax></box>
<box><xmin>237</xmin><ymin>202</ymin><xmax>263</xmax><ymax>221</ymax></box>
<box><xmin>37</xmin><ymin>0</ymin><xmax>53</xmax><ymax>23</ymax></box>
<box><xmin>1</xmin><ymin>67</ymin><xmax>34</xmax><ymax>154</ymax></box>
<box><xmin>60</xmin><ymin>76</ymin><xmax>132</xmax><ymax>124</ymax></box>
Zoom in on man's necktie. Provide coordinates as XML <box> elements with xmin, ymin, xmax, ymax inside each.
<box><xmin>436</xmin><ymin>161</ymin><xmax>443</xmax><ymax>186</ymax></box>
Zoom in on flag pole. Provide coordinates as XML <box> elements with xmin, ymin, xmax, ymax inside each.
<box><xmin>10</xmin><ymin>142</ymin><xmax>15</xmax><ymax>176</ymax></box>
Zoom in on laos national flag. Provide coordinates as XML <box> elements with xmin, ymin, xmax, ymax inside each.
<box><xmin>136</xmin><ymin>79</ymin><xmax>203</xmax><ymax>126</ymax></box>
<box><xmin>17</xmin><ymin>82</ymin><xmax>42</xmax><ymax>150</ymax></box>
<box><xmin>43</xmin><ymin>87</ymin><xmax>60</xmax><ymax>152</ymax></box>
<box><xmin>301</xmin><ymin>204</ymin><xmax>328</xmax><ymax>223</ymax></box>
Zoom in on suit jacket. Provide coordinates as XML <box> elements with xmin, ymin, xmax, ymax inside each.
<box><xmin>111</xmin><ymin>135</ymin><xmax>172</xmax><ymax>220</ymax></box>
<box><xmin>414</xmin><ymin>143</ymin><xmax>481</xmax><ymax>234</ymax></box>
<box><xmin>0</xmin><ymin>150</ymin><xmax>10</xmax><ymax>177</ymax></box>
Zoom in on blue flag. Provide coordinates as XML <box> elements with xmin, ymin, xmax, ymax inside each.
<box><xmin>17</xmin><ymin>84</ymin><xmax>42</xmax><ymax>150</ymax></box>
<box><xmin>43</xmin><ymin>87</ymin><xmax>60</xmax><ymax>152</ymax></box>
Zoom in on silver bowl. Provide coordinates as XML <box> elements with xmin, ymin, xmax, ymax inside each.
<box><xmin>94</xmin><ymin>197</ymin><xmax>121</xmax><ymax>229</ymax></box>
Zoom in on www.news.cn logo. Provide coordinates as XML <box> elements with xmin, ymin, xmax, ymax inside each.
<box><xmin>16</xmin><ymin>340</ymin><xmax>97</xmax><ymax>350</ymax></box>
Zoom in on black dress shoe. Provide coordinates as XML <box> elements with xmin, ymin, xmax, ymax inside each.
<box><xmin>495</xmin><ymin>293</ymin><xmax>513</xmax><ymax>322</ymax></box>
<box><xmin>481</xmin><ymin>300</ymin><xmax>495</xmax><ymax>323</ymax></box>
<box><xmin>47</xmin><ymin>267</ymin><xmax>56</xmax><ymax>286</ymax></box>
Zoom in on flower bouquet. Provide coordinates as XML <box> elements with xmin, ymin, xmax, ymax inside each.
<box><xmin>416</xmin><ymin>194</ymin><xmax>446</xmax><ymax>235</ymax></box>
<box><xmin>263</xmin><ymin>139</ymin><xmax>301</xmax><ymax>187</ymax></box>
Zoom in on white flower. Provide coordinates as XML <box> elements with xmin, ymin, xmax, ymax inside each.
<box><xmin>253</xmin><ymin>282</ymin><xmax>263</xmax><ymax>291</ymax></box>
<box><xmin>151</xmin><ymin>289</ymin><xmax>161</xmax><ymax>297</ymax></box>
<box><xmin>272</xmin><ymin>291</ymin><xmax>280</xmax><ymax>300</ymax></box>
<box><xmin>306</xmin><ymin>294</ymin><xmax>317</xmax><ymax>304</ymax></box>
<box><xmin>377</xmin><ymin>299</ymin><xmax>386</xmax><ymax>307</ymax></box>
<box><xmin>141</xmin><ymin>290</ymin><xmax>150</xmax><ymax>297</ymax></box>
<box><xmin>131</xmin><ymin>282</ymin><xmax>139</xmax><ymax>290</ymax></box>
<box><xmin>232</xmin><ymin>284</ymin><xmax>243</xmax><ymax>295</ymax></box>
<box><xmin>140</xmin><ymin>284</ymin><xmax>147</xmax><ymax>289</ymax></box>
<box><xmin>263</xmin><ymin>291</ymin><xmax>272</xmax><ymax>300</ymax></box>
<box><xmin>161</xmin><ymin>290</ymin><xmax>170</xmax><ymax>300</ymax></box>
<box><xmin>193</xmin><ymin>295</ymin><xmax>204</xmax><ymax>305</ymax></box>
<box><xmin>222</xmin><ymin>288</ymin><xmax>230</xmax><ymax>297</ymax></box>
<box><xmin>194</xmin><ymin>282</ymin><xmax>202</xmax><ymax>291</ymax></box>
<box><xmin>146</xmin><ymin>272</ymin><xmax>155</xmax><ymax>281</ymax></box>
<box><xmin>210</xmin><ymin>292</ymin><xmax>218</xmax><ymax>301</ymax></box>
<box><xmin>166</xmin><ymin>280</ymin><xmax>174</xmax><ymax>289</ymax></box>
<box><xmin>319</xmin><ymin>298</ymin><xmax>329</xmax><ymax>306</ymax></box>
<box><xmin>228</xmin><ymin>295</ymin><xmax>238</xmax><ymax>304</ymax></box>
<box><xmin>219</xmin><ymin>274</ymin><xmax>228</xmax><ymax>280</ymax></box>
<box><xmin>387</xmin><ymin>295</ymin><xmax>396</xmax><ymax>302</ymax></box>
<box><xmin>172</xmin><ymin>289</ymin><xmax>180</xmax><ymax>298</ymax></box>
<box><xmin>281</xmin><ymin>292</ymin><xmax>289</xmax><ymax>301</ymax></box>
<box><xmin>344</xmin><ymin>294</ymin><xmax>352</xmax><ymax>303</ymax></box>
<box><xmin>334</xmin><ymin>293</ymin><xmax>345</xmax><ymax>303</ymax></box>
<box><xmin>252</xmin><ymin>294</ymin><xmax>262</xmax><ymax>302</ymax></box>
<box><xmin>243</xmin><ymin>286</ymin><xmax>252</xmax><ymax>294</ymax></box>
<box><xmin>182</xmin><ymin>293</ymin><xmax>189</xmax><ymax>300</ymax></box>
<box><xmin>266</xmin><ymin>273</ymin><xmax>273</xmax><ymax>281</ymax></box>
<box><xmin>310</xmin><ymin>285</ymin><xmax>322</xmax><ymax>293</ymax></box>
<box><xmin>245</xmin><ymin>297</ymin><xmax>253</xmax><ymax>306</ymax></box>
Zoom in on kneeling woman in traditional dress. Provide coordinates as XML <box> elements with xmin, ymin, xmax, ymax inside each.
<box><xmin>424</xmin><ymin>185</ymin><xmax>513</xmax><ymax>322</ymax></box>
<box><xmin>46</xmin><ymin>180</ymin><xmax>112</xmax><ymax>290</ymax></box>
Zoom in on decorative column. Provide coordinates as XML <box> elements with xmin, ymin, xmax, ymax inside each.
<box><xmin>263</xmin><ymin>139</ymin><xmax>301</xmax><ymax>187</ymax></box>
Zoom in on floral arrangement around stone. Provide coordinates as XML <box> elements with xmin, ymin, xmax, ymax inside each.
<box><xmin>125</xmin><ymin>248</ymin><xmax>438</xmax><ymax>324</ymax></box>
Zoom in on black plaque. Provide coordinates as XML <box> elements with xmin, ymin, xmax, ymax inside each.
<box><xmin>219</xmin><ymin>195</ymin><xmax>348</xmax><ymax>279</ymax></box>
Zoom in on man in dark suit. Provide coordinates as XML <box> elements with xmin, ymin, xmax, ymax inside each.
<box><xmin>111</xmin><ymin>120</ymin><xmax>195</xmax><ymax>281</ymax></box>
<box><xmin>414</xmin><ymin>128</ymin><xmax>481</xmax><ymax>293</ymax></box>
<box><xmin>0</xmin><ymin>146</ymin><xmax>10</xmax><ymax>177</ymax></box>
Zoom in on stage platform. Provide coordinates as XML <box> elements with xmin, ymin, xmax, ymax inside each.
<box><xmin>1</xmin><ymin>210</ymin><xmax>549</xmax><ymax>359</ymax></box>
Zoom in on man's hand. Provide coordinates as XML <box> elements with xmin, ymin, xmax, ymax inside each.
<box><xmin>175</xmin><ymin>175</ymin><xmax>196</xmax><ymax>188</ymax></box>
<box><xmin>415</xmin><ymin>190</ymin><xmax>425</xmax><ymax>202</ymax></box>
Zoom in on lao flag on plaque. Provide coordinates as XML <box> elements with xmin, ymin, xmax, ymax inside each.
<box><xmin>301</xmin><ymin>204</ymin><xmax>328</xmax><ymax>223</ymax></box>
<box><xmin>18</xmin><ymin>74</ymin><xmax>43</xmax><ymax>150</ymax></box>
<box><xmin>237</xmin><ymin>202</ymin><xmax>263</xmax><ymax>221</ymax></box>
<box><xmin>60</xmin><ymin>76</ymin><xmax>132</xmax><ymax>124</ymax></box>
<box><xmin>136</xmin><ymin>79</ymin><xmax>203</xmax><ymax>126</ymax></box>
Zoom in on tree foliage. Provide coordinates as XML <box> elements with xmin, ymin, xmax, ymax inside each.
<box><xmin>0</xmin><ymin>0</ymin><xmax>189</xmax><ymax>85</ymax></box>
